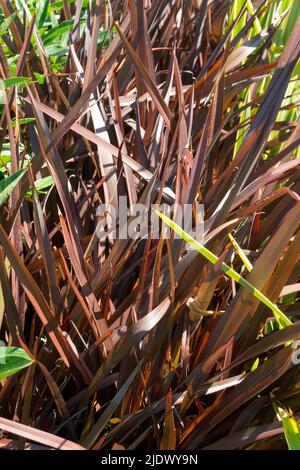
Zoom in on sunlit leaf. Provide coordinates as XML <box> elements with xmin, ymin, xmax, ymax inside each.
<box><xmin>0</xmin><ymin>347</ymin><xmax>32</xmax><ymax>381</ymax></box>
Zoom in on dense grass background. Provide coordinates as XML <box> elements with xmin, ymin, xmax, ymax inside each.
<box><xmin>0</xmin><ymin>0</ymin><xmax>300</xmax><ymax>450</ymax></box>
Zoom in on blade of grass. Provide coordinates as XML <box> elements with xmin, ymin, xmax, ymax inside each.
<box><xmin>156</xmin><ymin>210</ymin><xmax>291</xmax><ymax>328</ymax></box>
<box><xmin>228</xmin><ymin>232</ymin><xmax>253</xmax><ymax>272</ymax></box>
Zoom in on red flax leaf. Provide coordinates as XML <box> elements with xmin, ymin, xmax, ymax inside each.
<box><xmin>0</xmin><ymin>417</ymin><xmax>85</xmax><ymax>450</ymax></box>
<box><xmin>37</xmin><ymin>361</ymin><xmax>76</xmax><ymax>438</ymax></box>
<box><xmin>208</xmin><ymin>13</ymin><xmax>300</xmax><ymax>221</ymax></box>
<box><xmin>203</xmin><ymin>420</ymin><xmax>288</xmax><ymax>450</ymax></box>
<box><xmin>191</xmin><ymin>319</ymin><xmax>300</xmax><ymax>392</ymax></box>
<box><xmin>28</xmin><ymin>165</ymin><xmax>62</xmax><ymax>318</ymax></box>
<box><xmin>0</xmin><ymin>247</ymin><xmax>23</xmax><ymax>344</ymax></box>
<box><xmin>0</xmin><ymin>224</ymin><xmax>72</xmax><ymax>369</ymax></box>
<box><xmin>0</xmin><ymin>0</ymin><xmax>22</xmax><ymax>51</ymax></box>
<box><xmin>27</xmin><ymin>89</ymin><xmax>84</xmax><ymax>239</ymax></box>
<box><xmin>160</xmin><ymin>390</ymin><xmax>176</xmax><ymax>450</ymax></box>
<box><xmin>183</xmin><ymin>346</ymin><xmax>294</xmax><ymax>449</ymax></box>
<box><xmin>58</xmin><ymin>250</ymin><xmax>106</xmax><ymax>343</ymax></box>
<box><xmin>83</xmin><ymin>0</ymin><xmax>103</xmax><ymax>90</ymax></box>
<box><xmin>48</xmin><ymin>13</ymin><xmax>131</xmax><ymax>149</ymax></box>
<box><xmin>72</xmin><ymin>6</ymin><xmax>118</xmax><ymax>208</ymax></box>
<box><xmin>82</xmin><ymin>363</ymin><xmax>141</xmax><ymax>449</ymax></box>
<box><xmin>86</xmin><ymin>297</ymin><xmax>171</xmax><ymax>398</ymax></box>
<box><xmin>202</xmin><ymin>202</ymin><xmax>300</xmax><ymax>361</ymax></box>
<box><xmin>115</xmin><ymin>23</ymin><xmax>172</xmax><ymax>129</ymax></box>
<box><xmin>59</xmin><ymin>215</ymin><xmax>114</xmax><ymax>352</ymax></box>
<box><xmin>0</xmin><ymin>438</ymin><xmax>49</xmax><ymax>450</ymax></box>
<box><xmin>25</xmin><ymin>97</ymin><xmax>175</xmax><ymax>201</ymax></box>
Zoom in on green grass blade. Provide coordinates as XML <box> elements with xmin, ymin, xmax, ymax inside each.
<box><xmin>41</xmin><ymin>20</ymin><xmax>81</xmax><ymax>45</ymax></box>
<box><xmin>37</xmin><ymin>0</ymin><xmax>50</xmax><ymax>29</ymax></box>
<box><xmin>156</xmin><ymin>210</ymin><xmax>292</xmax><ymax>329</ymax></box>
<box><xmin>228</xmin><ymin>232</ymin><xmax>253</xmax><ymax>272</ymax></box>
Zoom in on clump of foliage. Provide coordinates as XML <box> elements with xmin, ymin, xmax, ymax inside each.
<box><xmin>0</xmin><ymin>0</ymin><xmax>300</xmax><ymax>451</ymax></box>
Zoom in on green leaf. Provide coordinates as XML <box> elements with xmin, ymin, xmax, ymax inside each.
<box><xmin>229</xmin><ymin>0</ymin><xmax>247</xmax><ymax>45</ymax></box>
<box><xmin>42</xmin><ymin>20</ymin><xmax>78</xmax><ymax>45</ymax></box>
<box><xmin>0</xmin><ymin>142</ymin><xmax>12</xmax><ymax>158</ymax></box>
<box><xmin>11</xmin><ymin>118</ymin><xmax>36</xmax><ymax>127</ymax></box>
<box><xmin>264</xmin><ymin>318</ymin><xmax>277</xmax><ymax>335</ymax></box>
<box><xmin>0</xmin><ymin>347</ymin><xmax>32</xmax><ymax>381</ymax></box>
<box><xmin>33</xmin><ymin>72</ymin><xmax>46</xmax><ymax>85</ymax></box>
<box><xmin>274</xmin><ymin>403</ymin><xmax>300</xmax><ymax>450</ymax></box>
<box><xmin>228</xmin><ymin>232</ymin><xmax>253</xmax><ymax>272</ymax></box>
<box><xmin>37</xmin><ymin>0</ymin><xmax>50</xmax><ymax>28</ymax></box>
<box><xmin>282</xmin><ymin>0</ymin><xmax>300</xmax><ymax>45</ymax></box>
<box><xmin>32</xmin><ymin>175</ymin><xmax>54</xmax><ymax>193</ymax></box>
<box><xmin>49</xmin><ymin>0</ymin><xmax>77</xmax><ymax>12</ymax></box>
<box><xmin>0</xmin><ymin>12</ymin><xmax>17</xmax><ymax>37</ymax></box>
<box><xmin>0</xmin><ymin>168</ymin><xmax>26</xmax><ymax>207</ymax></box>
<box><xmin>45</xmin><ymin>45</ymin><xmax>69</xmax><ymax>58</ymax></box>
<box><xmin>1</xmin><ymin>142</ymin><xmax>25</xmax><ymax>155</ymax></box>
<box><xmin>1</xmin><ymin>77</ymin><xmax>33</xmax><ymax>89</ymax></box>
<box><xmin>156</xmin><ymin>210</ymin><xmax>292</xmax><ymax>329</ymax></box>
<box><xmin>0</xmin><ymin>142</ymin><xmax>25</xmax><ymax>161</ymax></box>
<box><xmin>250</xmin><ymin>357</ymin><xmax>259</xmax><ymax>371</ymax></box>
